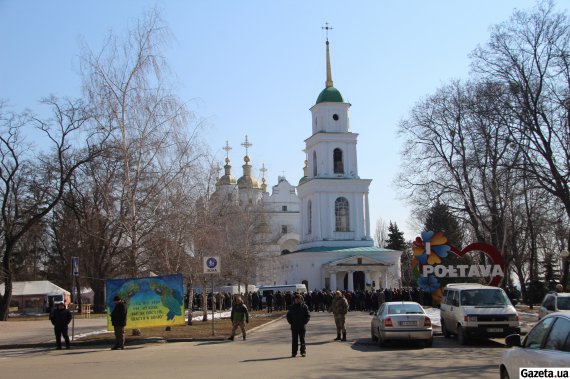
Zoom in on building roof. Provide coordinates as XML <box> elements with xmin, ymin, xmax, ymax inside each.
<box><xmin>316</xmin><ymin>86</ymin><xmax>344</xmax><ymax>104</ymax></box>
<box><xmin>0</xmin><ymin>280</ymin><xmax>70</xmax><ymax>296</ymax></box>
<box><xmin>289</xmin><ymin>246</ymin><xmax>400</xmax><ymax>254</ymax></box>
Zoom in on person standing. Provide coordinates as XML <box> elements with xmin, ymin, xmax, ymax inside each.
<box><xmin>286</xmin><ymin>293</ymin><xmax>310</xmax><ymax>357</ymax></box>
<box><xmin>111</xmin><ymin>295</ymin><xmax>128</xmax><ymax>350</ymax></box>
<box><xmin>266</xmin><ymin>292</ymin><xmax>274</xmax><ymax>313</ymax></box>
<box><xmin>49</xmin><ymin>301</ymin><xmax>72</xmax><ymax>350</ymax></box>
<box><xmin>228</xmin><ymin>296</ymin><xmax>249</xmax><ymax>341</ymax></box>
<box><xmin>329</xmin><ymin>290</ymin><xmax>349</xmax><ymax>341</ymax></box>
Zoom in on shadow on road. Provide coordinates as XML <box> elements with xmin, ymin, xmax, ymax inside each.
<box><xmin>241</xmin><ymin>356</ymin><xmax>293</xmax><ymax>362</ymax></box>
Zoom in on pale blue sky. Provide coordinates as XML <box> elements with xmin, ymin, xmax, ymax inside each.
<box><xmin>0</xmin><ymin>0</ymin><xmax>559</xmax><ymax>241</ymax></box>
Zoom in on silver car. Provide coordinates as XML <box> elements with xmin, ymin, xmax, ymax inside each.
<box><xmin>370</xmin><ymin>301</ymin><xmax>433</xmax><ymax>347</ymax></box>
<box><xmin>538</xmin><ymin>292</ymin><xmax>570</xmax><ymax>319</ymax></box>
<box><xmin>500</xmin><ymin>313</ymin><xmax>570</xmax><ymax>379</ymax></box>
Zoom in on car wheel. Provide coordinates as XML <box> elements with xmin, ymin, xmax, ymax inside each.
<box><xmin>378</xmin><ymin>329</ymin><xmax>387</xmax><ymax>347</ymax></box>
<box><xmin>500</xmin><ymin>366</ymin><xmax>510</xmax><ymax>379</ymax></box>
<box><xmin>371</xmin><ymin>327</ymin><xmax>378</xmax><ymax>342</ymax></box>
<box><xmin>441</xmin><ymin>320</ymin><xmax>451</xmax><ymax>338</ymax></box>
<box><xmin>457</xmin><ymin>326</ymin><xmax>469</xmax><ymax>346</ymax></box>
<box><xmin>424</xmin><ymin>338</ymin><xmax>433</xmax><ymax>348</ymax></box>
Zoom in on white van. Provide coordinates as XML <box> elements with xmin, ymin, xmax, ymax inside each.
<box><xmin>257</xmin><ymin>284</ymin><xmax>307</xmax><ymax>304</ymax></box>
<box><xmin>440</xmin><ymin>283</ymin><xmax>520</xmax><ymax>345</ymax></box>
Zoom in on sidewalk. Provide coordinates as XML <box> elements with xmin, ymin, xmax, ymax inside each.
<box><xmin>0</xmin><ymin>312</ymin><xmax>284</xmax><ymax>350</ymax></box>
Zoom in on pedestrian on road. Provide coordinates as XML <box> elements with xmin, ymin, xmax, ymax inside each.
<box><xmin>111</xmin><ymin>295</ymin><xmax>128</xmax><ymax>350</ymax></box>
<box><xmin>228</xmin><ymin>296</ymin><xmax>249</xmax><ymax>341</ymax></box>
<box><xmin>329</xmin><ymin>290</ymin><xmax>349</xmax><ymax>341</ymax></box>
<box><xmin>286</xmin><ymin>293</ymin><xmax>310</xmax><ymax>357</ymax></box>
<box><xmin>49</xmin><ymin>301</ymin><xmax>72</xmax><ymax>350</ymax></box>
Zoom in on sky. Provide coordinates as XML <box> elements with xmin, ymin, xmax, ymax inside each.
<box><xmin>1</xmin><ymin>0</ymin><xmax>563</xmax><ymax>242</ymax></box>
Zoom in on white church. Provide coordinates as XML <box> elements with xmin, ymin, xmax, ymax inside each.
<box><xmin>214</xmin><ymin>37</ymin><xmax>402</xmax><ymax>292</ymax></box>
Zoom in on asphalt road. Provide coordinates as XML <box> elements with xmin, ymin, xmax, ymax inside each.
<box><xmin>0</xmin><ymin>310</ymin><xmax>530</xmax><ymax>379</ymax></box>
<box><xmin>0</xmin><ymin>316</ymin><xmax>107</xmax><ymax>346</ymax></box>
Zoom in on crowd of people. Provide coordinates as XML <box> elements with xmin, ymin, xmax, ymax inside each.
<box><xmin>190</xmin><ymin>287</ymin><xmax>430</xmax><ymax>313</ymax></box>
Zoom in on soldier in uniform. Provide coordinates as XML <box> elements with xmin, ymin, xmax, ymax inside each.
<box><xmin>329</xmin><ymin>290</ymin><xmax>349</xmax><ymax>341</ymax></box>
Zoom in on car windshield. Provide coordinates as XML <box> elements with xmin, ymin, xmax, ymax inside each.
<box><xmin>557</xmin><ymin>297</ymin><xmax>570</xmax><ymax>310</ymax></box>
<box><xmin>460</xmin><ymin>289</ymin><xmax>510</xmax><ymax>306</ymax></box>
<box><xmin>387</xmin><ymin>303</ymin><xmax>423</xmax><ymax>315</ymax></box>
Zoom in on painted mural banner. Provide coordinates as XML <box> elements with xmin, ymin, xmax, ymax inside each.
<box><xmin>105</xmin><ymin>274</ymin><xmax>184</xmax><ymax>330</ymax></box>
<box><xmin>412</xmin><ymin>231</ymin><xmax>506</xmax><ymax>304</ymax></box>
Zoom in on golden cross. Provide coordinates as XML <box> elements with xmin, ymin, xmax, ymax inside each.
<box><xmin>223</xmin><ymin>140</ymin><xmax>232</xmax><ymax>160</ymax></box>
<box><xmin>260</xmin><ymin>164</ymin><xmax>268</xmax><ymax>179</ymax></box>
<box><xmin>241</xmin><ymin>135</ymin><xmax>252</xmax><ymax>156</ymax></box>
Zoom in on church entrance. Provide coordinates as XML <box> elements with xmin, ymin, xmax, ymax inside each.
<box><xmin>342</xmin><ymin>271</ymin><xmax>366</xmax><ymax>291</ymax></box>
<box><xmin>354</xmin><ymin>271</ymin><xmax>365</xmax><ymax>291</ymax></box>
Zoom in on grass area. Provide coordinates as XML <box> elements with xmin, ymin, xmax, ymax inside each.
<box><xmin>78</xmin><ymin>310</ymin><xmax>286</xmax><ymax>342</ymax></box>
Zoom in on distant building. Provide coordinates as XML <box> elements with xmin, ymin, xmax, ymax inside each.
<box><xmin>213</xmin><ymin>37</ymin><xmax>402</xmax><ymax>291</ymax></box>
<box><xmin>0</xmin><ymin>280</ymin><xmax>71</xmax><ymax>314</ymax></box>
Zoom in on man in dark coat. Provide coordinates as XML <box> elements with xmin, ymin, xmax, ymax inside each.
<box><xmin>266</xmin><ymin>291</ymin><xmax>274</xmax><ymax>313</ymax></box>
<box><xmin>49</xmin><ymin>301</ymin><xmax>72</xmax><ymax>349</ymax></box>
<box><xmin>286</xmin><ymin>293</ymin><xmax>310</xmax><ymax>357</ymax></box>
<box><xmin>110</xmin><ymin>295</ymin><xmax>128</xmax><ymax>350</ymax></box>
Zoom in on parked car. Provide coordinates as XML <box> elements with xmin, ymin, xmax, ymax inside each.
<box><xmin>538</xmin><ymin>292</ymin><xmax>570</xmax><ymax>319</ymax></box>
<box><xmin>500</xmin><ymin>313</ymin><xmax>570</xmax><ymax>379</ymax></box>
<box><xmin>440</xmin><ymin>283</ymin><xmax>520</xmax><ymax>345</ymax></box>
<box><xmin>370</xmin><ymin>301</ymin><xmax>433</xmax><ymax>347</ymax></box>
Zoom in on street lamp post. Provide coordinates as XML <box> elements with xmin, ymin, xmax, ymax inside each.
<box><xmin>561</xmin><ymin>249</ymin><xmax>570</xmax><ymax>291</ymax></box>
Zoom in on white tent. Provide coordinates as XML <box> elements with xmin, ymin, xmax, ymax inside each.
<box><xmin>0</xmin><ymin>280</ymin><xmax>71</xmax><ymax>313</ymax></box>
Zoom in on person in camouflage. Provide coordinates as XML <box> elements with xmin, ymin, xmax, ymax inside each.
<box><xmin>228</xmin><ymin>296</ymin><xmax>249</xmax><ymax>341</ymax></box>
<box><xmin>329</xmin><ymin>290</ymin><xmax>349</xmax><ymax>341</ymax></box>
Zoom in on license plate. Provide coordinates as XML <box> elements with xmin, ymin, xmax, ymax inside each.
<box><xmin>400</xmin><ymin>321</ymin><xmax>417</xmax><ymax>326</ymax></box>
<box><xmin>487</xmin><ymin>328</ymin><xmax>503</xmax><ymax>333</ymax></box>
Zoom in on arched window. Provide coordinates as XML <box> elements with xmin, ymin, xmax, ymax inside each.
<box><xmin>333</xmin><ymin>148</ymin><xmax>344</xmax><ymax>174</ymax></box>
<box><xmin>307</xmin><ymin>200</ymin><xmax>312</xmax><ymax>234</ymax></box>
<box><xmin>335</xmin><ymin>197</ymin><xmax>350</xmax><ymax>232</ymax></box>
<box><xmin>312</xmin><ymin>151</ymin><xmax>318</xmax><ymax>177</ymax></box>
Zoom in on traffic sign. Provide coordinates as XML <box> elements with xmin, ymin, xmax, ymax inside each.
<box><xmin>72</xmin><ymin>256</ymin><xmax>79</xmax><ymax>277</ymax></box>
<box><xmin>203</xmin><ymin>256</ymin><xmax>221</xmax><ymax>274</ymax></box>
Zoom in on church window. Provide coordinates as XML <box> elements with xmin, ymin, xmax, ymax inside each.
<box><xmin>307</xmin><ymin>200</ymin><xmax>312</xmax><ymax>234</ymax></box>
<box><xmin>282</xmin><ymin>205</ymin><xmax>288</xmax><ymax>211</ymax></box>
<box><xmin>312</xmin><ymin>151</ymin><xmax>317</xmax><ymax>177</ymax></box>
<box><xmin>333</xmin><ymin>148</ymin><xmax>344</xmax><ymax>174</ymax></box>
<box><xmin>333</xmin><ymin>114</ymin><xmax>339</xmax><ymax>121</ymax></box>
<box><xmin>335</xmin><ymin>197</ymin><xmax>350</xmax><ymax>232</ymax></box>
<box><xmin>281</xmin><ymin>225</ymin><xmax>288</xmax><ymax>234</ymax></box>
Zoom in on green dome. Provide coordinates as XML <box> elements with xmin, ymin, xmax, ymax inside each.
<box><xmin>316</xmin><ymin>86</ymin><xmax>344</xmax><ymax>104</ymax></box>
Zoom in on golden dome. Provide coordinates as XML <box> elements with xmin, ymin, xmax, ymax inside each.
<box><xmin>237</xmin><ymin>155</ymin><xmax>260</xmax><ymax>189</ymax></box>
<box><xmin>217</xmin><ymin>157</ymin><xmax>237</xmax><ymax>186</ymax></box>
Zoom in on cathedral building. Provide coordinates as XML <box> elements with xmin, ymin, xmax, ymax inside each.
<box><xmin>214</xmin><ymin>37</ymin><xmax>402</xmax><ymax>292</ymax></box>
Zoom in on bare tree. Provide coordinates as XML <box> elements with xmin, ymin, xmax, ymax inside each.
<box><xmin>471</xmin><ymin>0</ymin><xmax>570</xmax><ymax>264</ymax></box>
<box><xmin>0</xmin><ymin>97</ymin><xmax>101</xmax><ymax>320</ymax></box>
<box><xmin>374</xmin><ymin>217</ymin><xmax>388</xmax><ymax>248</ymax></box>
<box><xmin>80</xmin><ymin>9</ymin><xmax>205</xmax><ymax>278</ymax></box>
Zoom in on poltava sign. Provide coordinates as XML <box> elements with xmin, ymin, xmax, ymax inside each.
<box><xmin>413</xmin><ymin>232</ymin><xmax>506</xmax><ymax>288</ymax></box>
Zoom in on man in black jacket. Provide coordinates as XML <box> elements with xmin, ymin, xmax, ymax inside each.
<box><xmin>286</xmin><ymin>293</ymin><xmax>310</xmax><ymax>357</ymax></box>
<box><xmin>49</xmin><ymin>301</ymin><xmax>72</xmax><ymax>350</ymax></box>
<box><xmin>110</xmin><ymin>295</ymin><xmax>128</xmax><ymax>350</ymax></box>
